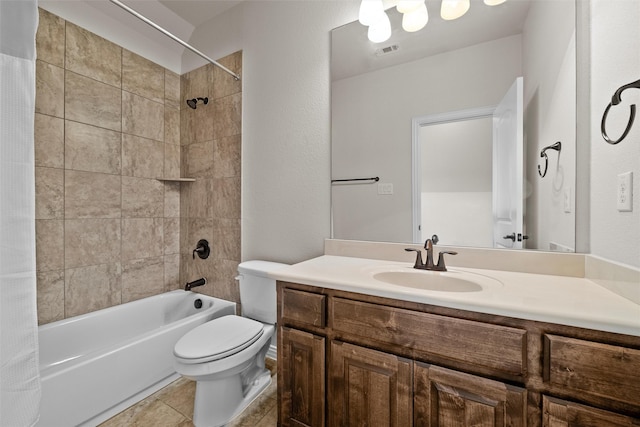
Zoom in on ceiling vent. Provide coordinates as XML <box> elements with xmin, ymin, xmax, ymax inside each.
<box><xmin>375</xmin><ymin>44</ymin><xmax>400</xmax><ymax>56</ymax></box>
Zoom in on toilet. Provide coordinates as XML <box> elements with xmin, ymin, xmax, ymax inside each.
<box><xmin>173</xmin><ymin>260</ymin><xmax>288</xmax><ymax>427</ymax></box>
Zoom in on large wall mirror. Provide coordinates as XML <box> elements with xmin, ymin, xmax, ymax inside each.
<box><xmin>331</xmin><ymin>0</ymin><xmax>576</xmax><ymax>252</ymax></box>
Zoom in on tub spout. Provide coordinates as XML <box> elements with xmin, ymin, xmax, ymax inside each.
<box><xmin>185</xmin><ymin>278</ymin><xmax>207</xmax><ymax>291</ymax></box>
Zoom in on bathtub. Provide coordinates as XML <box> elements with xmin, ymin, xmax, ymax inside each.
<box><xmin>36</xmin><ymin>290</ymin><xmax>236</xmax><ymax>427</ymax></box>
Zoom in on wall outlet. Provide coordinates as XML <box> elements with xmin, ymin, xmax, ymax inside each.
<box><xmin>378</xmin><ymin>183</ymin><xmax>394</xmax><ymax>195</ymax></box>
<box><xmin>563</xmin><ymin>187</ymin><xmax>571</xmax><ymax>213</ymax></box>
<box><xmin>617</xmin><ymin>171</ymin><xmax>633</xmax><ymax>212</ymax></box>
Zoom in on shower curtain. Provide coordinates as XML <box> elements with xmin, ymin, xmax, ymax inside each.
<box><xmin>0</xmin><ymin>1</ymin><xmax>41</xmax><ymax>426</ymax></box>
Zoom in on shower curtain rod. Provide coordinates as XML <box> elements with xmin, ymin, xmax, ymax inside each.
<box><xmin>109</xmin><ymin>0</ymin><xmax>240</xmax><ymax>81</ymax></box>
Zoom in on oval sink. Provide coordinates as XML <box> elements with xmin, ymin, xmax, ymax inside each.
<box><xmin>372</xmin><ymin>269</ymin><xmax>501</xmax><ymax>292</ymax></box>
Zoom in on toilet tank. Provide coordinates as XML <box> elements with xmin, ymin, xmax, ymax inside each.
<box><xmin>236</xmin><ymin>261</ymin><xmax>289</xmax><ymax>324</ymax></box>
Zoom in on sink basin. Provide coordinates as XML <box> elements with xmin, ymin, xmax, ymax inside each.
<box><xmin>371</xmin><ymin>268</ymin><xmax>502</xmax><ymax>293</ymax></box>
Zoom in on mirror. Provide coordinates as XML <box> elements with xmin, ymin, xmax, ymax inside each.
<box><xmin>331</xmin><ymin>0</ymin><xmax>576</xmax><ymax>252</ymax></box>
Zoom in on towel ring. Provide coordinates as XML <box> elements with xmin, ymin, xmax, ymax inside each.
<box><xmin>601</xmin><ymin>102</ymin><xmax>636</xmax><ymax>145</ymax></box>
<box><xmin>601</xmin><ymin>78</ymin><xmax>640</xmax><ymax>145</ymax></box>
<box><xmin>538</xmin><ymin>141</ymin><xmax>562</xmax><ymax>178</ymax></box>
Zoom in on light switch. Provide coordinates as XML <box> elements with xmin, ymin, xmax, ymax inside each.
<box><xmin>617</xmin><ymin>171</ymin><xmax>633</xmax><ymax>212</ymax></box>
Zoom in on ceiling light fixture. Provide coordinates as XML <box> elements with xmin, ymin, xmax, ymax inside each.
<box><xmin>359</xmin><ymin>0</ymin><xmax>385</xmax><ymax>26</ymax></box>
<box><xmin>360</xmin><ymin>0</ymin><xmax>393</xmax><ymax>43</ymax></box>
<box><xmin>368</xmin><ymin>11</ymin><xmax>392</xmax><ymax>43</ymax></box>
<box><xmin>440</xmin><ymin>0</ymin><xmax>470</xmax><ymax>20</ymax></box>
<box><xmin>402</xmin><ymin>2</ymin><xmax>429</xmax><ymax>32</ymax></box>
<box><xmin>396</xmin><ymin>0</ymin><xmax>423</xmax><ymax>14</ymax></box>
<box><xmin>359</xmin><ymin>0</ymin><xmax>506</xmax><ymax>43</ymax></box>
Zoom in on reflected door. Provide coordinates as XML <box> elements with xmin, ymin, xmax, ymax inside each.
<box><xmin>492</xmin><ymin>77</ymin><xmax>524</xmax><ymax>249</ymax></box>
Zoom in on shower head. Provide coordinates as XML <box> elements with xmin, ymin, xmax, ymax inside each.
<box><xmin>186</xmin><ymin>97</ymin><xmax>208</xmax><ymax>109</ymax></box>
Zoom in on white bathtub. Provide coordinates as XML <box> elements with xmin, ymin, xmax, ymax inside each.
<box><xmin>36</xmin><ymin>290</ymin><xmax>236</xmax><ymax>427</ymax></box>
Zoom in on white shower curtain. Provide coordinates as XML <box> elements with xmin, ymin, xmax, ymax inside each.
<box><xmin>0</xmin><ymin>1</ymin><xmax>41</xmax><ymax>426</ymax></box>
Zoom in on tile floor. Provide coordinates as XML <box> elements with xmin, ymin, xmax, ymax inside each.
<box><xmin>99</xmin><ymin>359</ymin><xmax>277</xmax><ymax>427</ymax></box>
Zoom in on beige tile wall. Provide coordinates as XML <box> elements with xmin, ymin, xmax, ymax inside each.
<box><xmin>35</xmin><ymin>8</ymin><xmax>183</xmax><ymax>323</ymax></box>
<box><xmin>180</xmin><ymin>53</ymin><xmax>243</xmax><ymax>307</ymax></box>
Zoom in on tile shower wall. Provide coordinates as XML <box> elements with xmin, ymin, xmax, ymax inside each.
<box><xmin>179</xmin><ymin>54</ymin><xmax>243</xmax><ymax>307</ymax></box>
<box><xmin>34</xmin><ymin>8</ymin><xmax>182</xmax><ymax>324</ymax></box>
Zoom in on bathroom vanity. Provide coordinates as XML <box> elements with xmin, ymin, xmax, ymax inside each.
<box><xmin>273</xmin><ymin>254</ymin><xmax>640</xmax><ymax>426</ymax></box>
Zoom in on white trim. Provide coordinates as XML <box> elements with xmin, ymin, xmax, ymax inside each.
<box><xmin>411</xmin><ymin>106</ymin><xmax>496</xmax><ymax>244</ymax></box>
<box><xmin>266</xmin><ymin>344</ymin><xmax>277</xmax><ymax>360</ymax></box>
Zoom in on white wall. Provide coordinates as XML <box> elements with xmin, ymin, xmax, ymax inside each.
<box><xmin>420</xmin><ymin>118</ymin><xmax>493</xmax><ymax>247</ymax></box>
<box><xmin>188</xmin><ymin>1</ymin><xmax>360</xmax><ymax>263</ymax></box>
<box><xmin>421</xmin><ymin>192</ymin><xmax>493</xmax><ymax>247</ymax></box>
<box><xmin>181</xmin><ymin>4</ymin><xmax>245</xmax><ymax>74</ymax></box>
<box><xmin>332</xmin><ymin>35</ymin><xmax>522</xmax><ymax>243</ymax></box>
<box><xmin>590</xmin><ymin>0</ymin><xmax>640</xmax><ymax>267</ymax></box>
<box><xmin>522</xmin><ymin>0</ymin><xmax>576</xmax><ymax>251</ymax></box>
<box><xmin>421</xmin><ymin>118</ymin><xmax>493</xmax><ymax>192</ymax></box>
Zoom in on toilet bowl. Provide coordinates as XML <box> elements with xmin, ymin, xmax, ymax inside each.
<box><xmin>173</xmin><ymin>261</ymin><xmax>288</xmax><ymax>427</ymax></box>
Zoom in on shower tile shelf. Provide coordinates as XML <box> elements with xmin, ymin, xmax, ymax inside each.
<box><xmin>157</xmin><ymin>178</ymin><xmax>196</xmax><ymax>182</ymax></box>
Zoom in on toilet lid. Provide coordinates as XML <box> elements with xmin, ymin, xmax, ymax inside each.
<box><xmin>174</xmin><ymin>315</ymin><xmax>264</xmax><ymax>363</ymax></box>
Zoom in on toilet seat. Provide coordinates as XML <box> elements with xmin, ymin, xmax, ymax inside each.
<box><xmin>174</xmin><ymin>315</ymin><xmax>264</xmax><ymax>364</ymax></box>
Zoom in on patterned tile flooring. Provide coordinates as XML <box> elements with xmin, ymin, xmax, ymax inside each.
<box><xmin>99</xmin><ymin>359</ymin><xmax>277</xmax><ymax>427</ymax></box>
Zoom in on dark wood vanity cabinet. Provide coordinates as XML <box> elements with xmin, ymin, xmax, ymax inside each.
<box><xmin>276</xmin><ymin>281</ymin><xmax>640</xmax><ymax>427</ymax></box>
<box><xmin>414</xmin><ymin>362</ymin><xmax>527</xmax><ymax>426</ymax></box>
<box><xmin>279</xmin><ymin>327</ymin><xmax>325</xmax><ymax>426</ymax></box>
<box><xmin>329</xmin><ymin>341</ymin><xmax>413</xmax><ymax>426</ymax></box>
<box><xmin>542</xmin><ymin>396</ymin><xmax>640</xmax><ymax>426</ymax></box>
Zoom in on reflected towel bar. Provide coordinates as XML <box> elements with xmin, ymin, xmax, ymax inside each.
<box><xmin>331</xmin><ymin>177</ymin><xmax>380</xmax><ymax>184</ymax></box>
<box><xmin>538</xmin><ymin>141</ymin><xmax>561</xmax><ymax>178</ymax></box>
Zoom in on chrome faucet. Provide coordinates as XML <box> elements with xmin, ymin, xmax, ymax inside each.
<box><xmin>405</xmin><ymin>235</ymin><xmax>457</xmax><ymax>272</ymax></box>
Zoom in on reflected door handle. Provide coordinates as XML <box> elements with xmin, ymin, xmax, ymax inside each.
<box><xmin>517</xmin><ymin>233</ymin><xmax>529</xmax><ymax>242</ymax></box>
<box><xmin>503</xmin><ymin>233</ymin><xmax>516</xmax><ymax>241</ymax></box>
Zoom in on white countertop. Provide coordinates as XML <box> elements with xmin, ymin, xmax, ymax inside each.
<box><xmin>271</xmin><ymin>255</ymin><xmax>640</xmax><ymax>337</ymax></box>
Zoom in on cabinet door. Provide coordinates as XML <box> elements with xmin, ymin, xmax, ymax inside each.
<box><xmin>543</xmin><ymin>396</ymin><xmax>640</xmax><ymax>427</ymax></box>
<box><xmin>279</xmin><ymin>327</ymin><xmax>325</xmax><ymax>427</ymax></box>
<box><xmin>414</xmin><ymin>362</ymin><xmax>527</xmax><ymax>427</ymax></box>
<box><xmin>329</xmin><ymin>341</ymin><xmax>413</xmax><ymax>427</ymax></box>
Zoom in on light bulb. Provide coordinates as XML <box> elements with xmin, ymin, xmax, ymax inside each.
<box><xmin>367</xmin><ymin>11</ymin><xmax>392</xmax><ymax>43</ymax></box>
<box><xmin>397</xmin><ymin>0</ymin><xmax>424</xmax><ymax>14</ymax></box>
<box><xmin>440</xmin><ymin>0</ymin><xmax>470</xmax><ymax>20</ymax></box>
<box><xmin>484</xmin><ymin>0</ymin><xmax>506</xmax><ymax>5</ymax></box>
<box><xmin>359</xmin><ymin>0</ymin><xmax>385</xmax><ymax>26</ymax></box>
<box><xmin>402</xmin><ymin>3</ymin><xmax>428</xmax><ymax>32</ymax></box>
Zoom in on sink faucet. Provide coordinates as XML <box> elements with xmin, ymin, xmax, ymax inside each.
<box><xmin>424</xmin><ymin>236</ymin><xmax>436</xmax><ymax>268</ymax></box>
<box><xmin>405</xmin><ymin>235</ymin><xmax>457</xmax><ymax>272</ymax></box>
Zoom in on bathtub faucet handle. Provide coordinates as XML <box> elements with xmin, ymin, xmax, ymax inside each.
<box><xmin>192</xmin><ymin>239</ymin><xmax>210</xmax><ymax>260</ymax></box>
<box><xmin>185</xmin><ymin>277</ymin><xmax>207</xmax><ymax>291</ymax></box>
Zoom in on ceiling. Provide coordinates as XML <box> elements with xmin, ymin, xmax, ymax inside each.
<box><xmin>332</xmin><ymin>0</ymin><xmax>532</xmax><ymax>81</ymax></box>
<box><xmin>158</xmin><ymin>0</ymin><xmax>243</xmax><ymax>28</ymax></box>
<box><xmin>39</xmin><ymin>0</ymin><xmax>530</xmax><ymax>76</ymax></box>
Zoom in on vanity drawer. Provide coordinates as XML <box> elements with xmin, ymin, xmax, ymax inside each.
<box><xmin>544</xmin><ymin>334</ymin><xmax>640</xmax><ymax>408</ymax></box>
<box><xmin>543</xmin><ymin>395</ymin><xmax>640</xmax><ymax>426</ymax></box>
<box><xmin>281</xmin><ymin>288</ymin><xmax>326</xmax><ymax>328</ymax></box>
<box><xmin>331</xmin><ymin>298</ymin><xmax>527</xmax><ymax>377</ymax></box>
